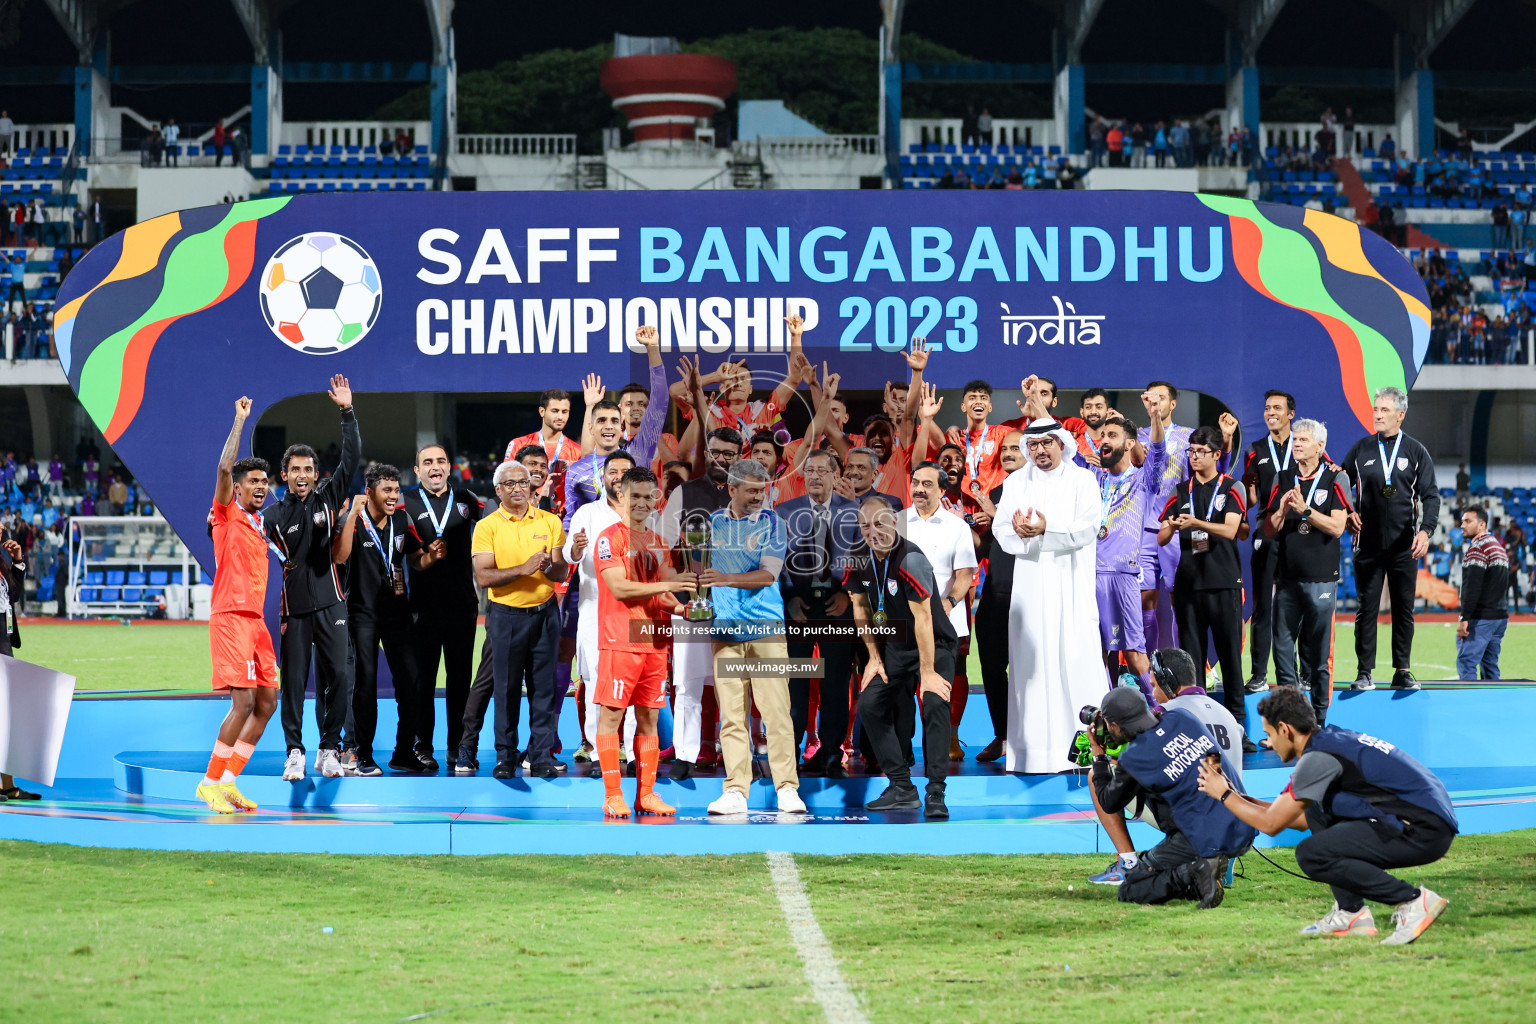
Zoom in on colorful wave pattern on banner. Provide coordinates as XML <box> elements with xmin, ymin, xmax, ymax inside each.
<box><xmin>1198</xmin><ymin>195</ymin><xmax>1429</xmax><ymax>431</ymax></box>
<box><xmin>55</xmin><ymin>196</ymin><xmax>291</xmax><ymax>443</ymax></box>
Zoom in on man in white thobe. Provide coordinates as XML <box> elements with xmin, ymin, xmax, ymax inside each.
<box><xmin>992</xmin><ymin>421</ymin><xmax>1105</xmax><ymax>773</ymax></box>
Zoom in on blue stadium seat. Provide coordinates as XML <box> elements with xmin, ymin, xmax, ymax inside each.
<box><xmin>105</xmin><ymin>570</ymin><xmax>126</xmax><ymax>586</ymax></box>
<box><xmin>126</xmin><ymin>571</ymin><xmax>147</xmax><ymax>586</ymax></box>
<box><xmin>99</xmin><ymin>587</ymin><xmax>120</xmax><ymax>602</ymax></box>
<box><xmin>85</xmin><ymin>571</ymin><xmax>104</xmax><ymax>586</ymax></box>
<box><xmin>78</xmin><ymin>587</ymin><xmax>97</xmax><ymax>602</ymax></box>
<box><xmin>122</xmin><ymin>587</ymin><xmax>141</xmax><ymax>601</ymax></box>
<box><xmin>148</xmin><ymin>570</ymin><xmax>170</xmax><ymax>586</ymax></box>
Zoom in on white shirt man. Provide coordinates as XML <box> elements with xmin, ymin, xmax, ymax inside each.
<box><xmin>904</xmin><ymin>465</ymin><xmax>978</xmax><ymax>639</ymax></box>
<box><xmin>991</xmin><ymin>421</ymin><xmax>1103</xmax><ymax>773</ymax></box>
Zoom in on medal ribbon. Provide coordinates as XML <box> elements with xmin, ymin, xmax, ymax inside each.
<box><xmin>964</xmin><ymin>429</ymin><xmax>985</xmax><ymax>481</ymax></box>
<box><xmin>1267</xmin><ymin>433</ymin><xmax>1293</xmax><ymax>474</ymax></box>
<box><xmin>1099</xmin><ymin>472</ymin><xmax>1125</xmax><ymax>535</ymax></box>
<box><xmin>359</xmin><ymin>511</ymin><xmax>395</xmax><ymax>573</ymax></box>
<box><xmin>1377</xmin><ymin>434</ymin><xmax>1403</xmax><ymax>491</ymax></box>
<box><xmin>420</xmin><ymin>486</ymin><xmax>452</xmax><ymax>537</ymax></box>
<box><xmin>872</xmin><ymin>550</ymin><xmax>892</xmax><ymax>617</ymax></box>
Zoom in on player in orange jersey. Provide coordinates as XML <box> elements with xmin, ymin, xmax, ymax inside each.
<box><xmin>592</xmin><ymin>466</ymin><xmax>695</xmax><ymax>817</ymax></box>
<box><xmin>198</xmin><ymin>397</ymin><xmax>279</xmax><ymax>814</ymax></box>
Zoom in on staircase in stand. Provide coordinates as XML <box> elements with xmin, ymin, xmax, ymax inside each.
<box><xmin>1333</xmin><ymin>157</ymin><xmax>1447</xmax><ymax>249</ymax></box>
<box><xmin>728</xmin><ymin>153</ymin><xmax>769</xmax><ymax>189</ymax></box>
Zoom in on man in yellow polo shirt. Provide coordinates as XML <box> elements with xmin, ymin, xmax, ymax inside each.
<box><xmin>472</xmin><ymin>459</ymin><xmax>569</xmax><ymax>779</ymax></box>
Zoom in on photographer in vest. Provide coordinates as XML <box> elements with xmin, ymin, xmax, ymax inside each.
<box><xmin>1196</xmin><ymin>687</ymin><xmax>1456</xmax><ymax>944</ymax></box>
<box><xmin>1088</xmin><ymin>687</ymin><xmax>1256</xmax><ymax>908</ymax></box>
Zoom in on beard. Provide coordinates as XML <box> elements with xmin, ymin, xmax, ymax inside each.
<box><xmin>1083</xmin><ymin>412</ymin><xmax>1105</xmax><ymax>429</ymax></box>
<box><xmin>706</xmin><ymin>462</ymin><xmax>729</xmax><ymax>485</ymax></box>
<box><xmin>1100</xmin><ymin>442</ymin><xmax>1127</xmax><ymax>468</ymax></box>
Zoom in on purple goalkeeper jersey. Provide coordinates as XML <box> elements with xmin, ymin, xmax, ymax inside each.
<box><xmin>1082</xmin><ymin>440</ymin><xmax>1167</xmax><ymax>576</ymax></box>
<box><xmin>1137</xmin><ymin>423</ymin><xmax>1193</xmax><ymax>529</ymax></box>
<box><xmin>563</xmin><ymin>360</ymin><xmax>667</xmax><ymax>530</ymax></box>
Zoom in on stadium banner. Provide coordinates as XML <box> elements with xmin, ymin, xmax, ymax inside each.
<box><xmin>0</xmin><ymin>654</ymin><xmax>77</xmax><ymax>787</ymax></box>
<box><xmin>54</xmin><ymin>191</ymin><xmax>1428</xmax><ymax>573</ymax></box>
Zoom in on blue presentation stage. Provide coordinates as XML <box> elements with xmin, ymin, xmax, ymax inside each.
<box><xmin>2</xmin><ymin>684</ymin><xmax>1532</xmax><ymax>856</ymax></box>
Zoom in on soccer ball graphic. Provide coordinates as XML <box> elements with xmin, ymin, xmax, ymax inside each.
<box><xmin>258</xmin><ymin>232</ymin><xmax>382</xmax><ymax>355</ymax></box>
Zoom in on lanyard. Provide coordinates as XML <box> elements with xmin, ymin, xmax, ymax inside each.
<box><xmin>239</xmin><ymin>504</ymin><xmax>284</xmax><ymax>561</ymax></box>
<box><xmin>1267</xmin><ymin>433</ymin><xmax>1292</xmax><ymax>474</ymax></box>
<box><xmin>1377</xmin><ymin>434</ymin><xmax>1404</xmax><ymax>488</ymax></box>
<box><xmin>1100</xmin><ymin>472</ymin><xmax>1126</xmax><ymax>532</ymax></box>
<box><xmin>540</xmin><ymin>432</ymin><xmax>565</xmax><ymax>466</ymax></box>
<box><xmin>419</xmin><ymin>486</ymin><xmax>452</xmax><ymax>538</ymax></box>
<box><xmin>1301</xmin><ymin>469</ymin><xmax>1325</xmax><ymax>508</ymax></box>
<box><xmin>1189</xmin><ymin>475</ymin><xmax>1224</xmax><ymax>522</ymax></box>
<box><xmin>965</xmin><ymin>429</ymin><xmax>986</xmax><ymax>480</ymax></box>
<box><xmin>360</xmin><ymin>512</ymin><xmax>395</xmax><ymax>572</ymax></box>
<box><xmin>872</xmin><ymin>551</ymin><xmax>892</xmax><ymax>615</ymax></box>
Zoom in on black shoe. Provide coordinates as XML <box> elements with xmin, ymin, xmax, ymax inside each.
<box><xmin>1243</xmin><ymin>677</ymin><xmax>1269</xmax><ymax>694</ymax></box>
<box><xmin>355</xmin><ymin>758</ymin><xmax>384</xmax><ymax>777</ymax></box>
<box><xmin>924</xmin><ymin>789</ymin><xmax>949</xmax><ymax>820</ymax></box>
<box><xmin>389</xmin><ymin>752</ymin><xmax>428</xmax><ymax>773</ymax></box>
<box><xmin>1241</xmin><ymin>735</ymin><xmax>1258</xmax><ymax>754</ymax></box>
<box><xmin>669</xmin><ymin>759</ymin><xmax>694</xmax><ymax>781</ymax></box>
<box><xmin>799</xmin><ymin>753</ymin><xmax>826</xmax><ymax>778</ymax></box>
<box><xmin>866</xmin><ymin>784</ymin><xmax>921</xmax><ymax>811</ymax></box>
<box><xmin>531</xmin><ymin>762</ymin><xmax>561</xmax><ymax>780</ymax></box>
<box><xmin>454</xmin><ymin>745</ymin><xmax>478</xmax><ymax>775</ymax></box>
<box><xmin>492</xmin><ymin>762</ymin><xmax>515</xmax><ymax>780</ymax></box>
<box><xmin>2</xmin><ymin>786</ymin><xmax>40</xmax><ymax>801</ymax></box>
<box><xmin>1391</xmin><ymin>669</ymin><xmax>1420</xmax><ymax>691</ymax></box>
<box><xmin>825</xmin><ymin>759</ymin><xmax>849</xmax><ymax>780</ymax></box>
<box><xmin>1193</xmin><ymin>855</ymin><xmax>1227</xmax><ymax>909</ymax></box>
<box><xmin>1350</xmin><ymin>672</ymin><xmax>1375</xmax><ymax>691</ymax></box>
<box><xmin>623</xmin><ymin>761</ymin><xmax>636</xmax><ymax>778</ymax></box>
<box><xmin>415</xmin><ymin>751</ymin><xmax>440</xmax><ymax>772</ymax></box>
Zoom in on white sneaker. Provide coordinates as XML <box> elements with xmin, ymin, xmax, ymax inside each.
<box><xmin>776</xmin><ymin>786</ymin><xmax>806</xmax><ymax>814</ymax></box>
<box><xmin>707</xmin><ymin>788</ymin><xmax>749</xmax><ymax>815</ymax></box>
<box><xmin>317</xmin><ymin>748</ymin><xmax>344</xmax><ymax>778</ymax></box>
<box><xmin>1299</xmin><ymin>902</ymin><xmax>1378</xmax><ymax>937</ymax></box>
<box><xmin>1382</xmin><ymin>886</ymin><xmax>1449</xmax><ymax>946</ymax></box>
<box><xmin>282</xmin><ymin>748</ymin><xmax>305</xmax><ymax>782</ymax></box>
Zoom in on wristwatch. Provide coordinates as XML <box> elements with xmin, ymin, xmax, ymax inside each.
<box><xmin>1219</xmin><ymin>789</ymin><xmax>1234</xmax><ymax>803</ymax></box>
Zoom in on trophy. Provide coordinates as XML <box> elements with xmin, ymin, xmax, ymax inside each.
<box><xmin>682</xmin><ymin>513</ymin><xmax>715</xmax><ymax>621</ymax></box>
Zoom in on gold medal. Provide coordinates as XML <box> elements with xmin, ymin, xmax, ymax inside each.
<box><xmin>872</xmin><ymin>610</ymin><xmax>888</xmax><ymax>627</ymax></box>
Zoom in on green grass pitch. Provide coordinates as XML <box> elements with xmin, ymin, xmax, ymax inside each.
<box><xmin>3</xmin><ymin>834</ymin><xmax>1534</xmax><ymax>1023</ymax></box>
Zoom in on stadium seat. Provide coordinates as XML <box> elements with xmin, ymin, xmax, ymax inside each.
<box><xmin>122</xmin><ymin>587</ymin><xmax>141</xmax><ymax>602</ymax></box>
<box><xmin>98</xmin><ymin>587</ymin><xmax>120</xmax><ymax>602</ymax></box>
<box><xmin>105</xmin><ymin>570</ymin><xmax>126</xmax><ymax>586</ymax></box>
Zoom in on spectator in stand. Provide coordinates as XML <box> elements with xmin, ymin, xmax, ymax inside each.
<box><xmin>163</xmin><ymin>118</ymin><xmax>180</xmax><ymax>167</ymax></box>
<box><xmin>395</xmin><ymin>128</ymin><xmax>412</xmax><ymax>155</ymax></box>
<box><xmin>977</xmin><ymin>108</ymin><xmax>993</xmax><ymax>147</ymax></box>
<box><xmin>1170</xmin><ymin>120</ymin><xmax>1190</xmax><ymax>167</ymax></box>
<box><xmin>1379</xmin><ymin>133</ymin><xmax>1396</xmax><ymax>159</ymax></box>
<box><xmin>212</xmin><ymin>121</ymin><xmax>227</xmax><ymax>166</ymax></box>
<box><xmin>1504</xmin><ymin>523</ymin><xmax>1529</xmax><ymax>611</ymax></box>
<box><xmin>1089</xmin><ymin>119</ymin><xmax>1107</xmax><ymax>168</ymax></box>
<box><xmin>1511</xmin><ymin>207</ymin><xmax>1528</xmax><ymax>251</ymax></box>
<box><xmin>1492</xmin><ymin>204</ymin><xmax>1511</xmax><ymax>250</ymax></box>
<box><xmin>1106</xmin><ymin>121</ymin><xmax>1124</xmax><ymax>167</ymax></box>
<box><xmin>107</xmin><ymin>473</ymin><xmax>128</xmax><ymax>514</ymax></box>
<box><xmin>1153</xmin><ymin>122</ymin><xmax>1169</xmax><ymax>168</ymax></box>
<box><xmin>1340</xmin><ymin>107</ymin><xmax>1355</xmax><ymax>158</ymax></box>
<box><xmin>1130</xmin><ymin>122</ymin><xmax>1147</xmax><ymax>167</ymax></box>
<box><xmin>1456</xmin><ymin>507</ymin><xmax>1508</xmax><ymax>681</ymax></box>
<box><xmin>1193</xmin><ymin>119</ymin><xmax>1210</xmax><ymax>166</ymax></box>
<box><xmin>11</xmin><ymin>202</ymin><xmax>25</xmax><ymax>247</ymax></box>
<box><xmin>145</xmin><ymin>124</ymin><xmax>164</xmax><ymax>167</ymax></box>
<box><xmin>0</xmin><ymin>110</ymin><xmax>12</xmax><ymax>158</ymax></box>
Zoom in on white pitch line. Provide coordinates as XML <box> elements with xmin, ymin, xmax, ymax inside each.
<box><xmin>766</xmin><ymin>850</ymin><xmax>870</xmax><ymax>1024</ymax></box>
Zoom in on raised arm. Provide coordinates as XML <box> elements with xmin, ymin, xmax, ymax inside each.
<box><xmin>629</xmin><ymin>326</ymin><xmax>668</xmax><ymax>466</ymax></box>
<box><xmin>769</xmin><ymin>309</ymin><xmax>808</xmax><ymax>413</ymax></box>
<box><xmin>898</xmin><ymin>337</ymin><xmax>930</xmax><ymax>448</ymax></box>
<box><xmin>318</xmin><ymin>374</ymin><xmax>359</xmax><ymax>506</ymax></box>
<box><xmin>577</xmin><ymin>373</ymin><xmax>604</xmax><ymax>456</ymax></box>
<box><xmin>331</xmin><ymin>495</ymin><xmax>363</xmax><ymax>564</ymax></box>
<box><xmin>214</xmin><ymin>396</ymin><xmax>252</xmax><ymax>506</ymax></box>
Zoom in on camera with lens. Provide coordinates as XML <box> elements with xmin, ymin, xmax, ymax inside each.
<box><xmin>1068</xmin><ymin>704</ymin><xmax>1129</xmax><ymax>767</ymax></box>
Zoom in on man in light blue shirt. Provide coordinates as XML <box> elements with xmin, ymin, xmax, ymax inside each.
<box><xmin>698</xmin><ymin>458</ymin><xmax>801</xmax><ymax>815</ymax></box>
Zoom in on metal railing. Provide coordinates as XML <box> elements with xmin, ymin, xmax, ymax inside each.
<box><xmin>456</xmin><ymin>134</ymin><xmax>578</xmax><ymax>157</ymax></box>
<box><xmin>1</xmin><ymin>123</ymin><xmax>75</xmax><ymax>156</ymax></box>
<box><xmin>741</xmin><ymin>135</ymin><xmax>881</xmax><ymax>157</ymax></box>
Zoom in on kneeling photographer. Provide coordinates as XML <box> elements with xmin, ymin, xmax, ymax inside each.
<box><xmin>1196</xmin><ymin>687</ymin><xmax>1458</xmax><ymax>945</ymax></box>
<box><xmin>1089</xmin><ymin>687</ymin><xmax>1256</xmax><ymax>908</ymax></box>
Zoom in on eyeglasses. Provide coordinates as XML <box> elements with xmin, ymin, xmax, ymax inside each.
<box><xmin>497</xmin><ymin>479</ymin><xmax>531</xmax><ymax>489</ymax></box>
<box><xmin>1187</xmin><ymin>447</ymin><xmax>1215</xmax><ymax>457</ymax></box>
<box><xmin>1025</xmin><ymin>439</ymin><xmax>1059</xmax><ymax>452</ymax></box>
<box><xmin>706</xmin><ymin>448</ymin><xmax>739</xmax><ymax>461</ymax></box>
